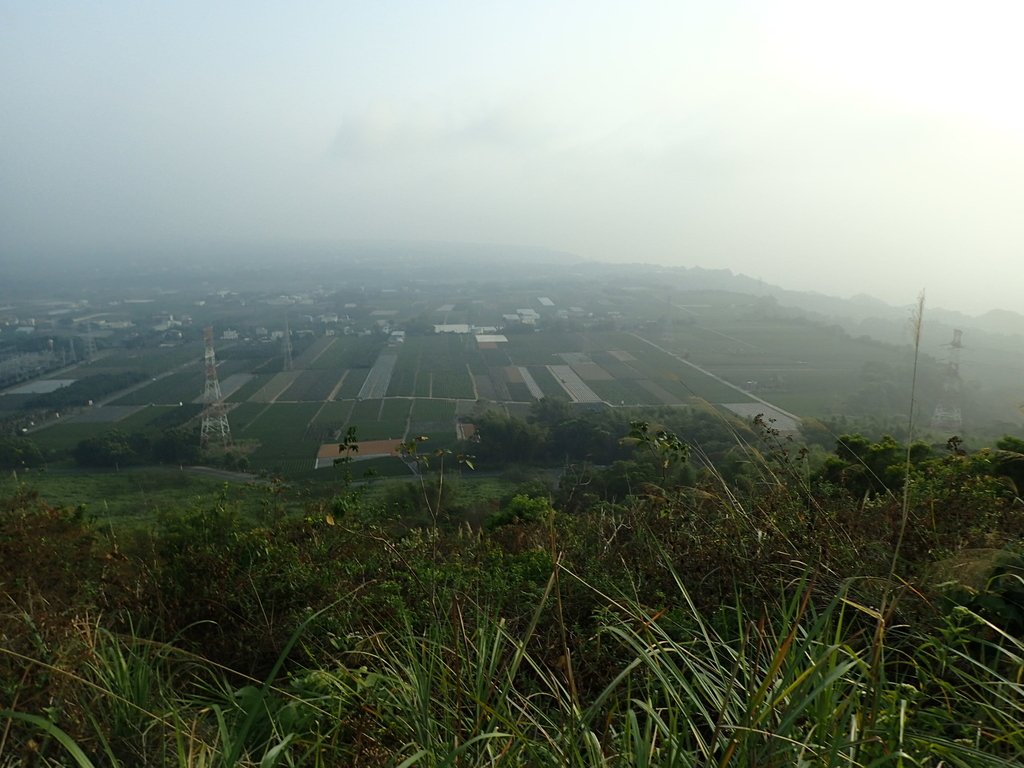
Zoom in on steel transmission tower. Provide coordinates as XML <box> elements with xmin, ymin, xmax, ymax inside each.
<box><xmin>282</xmin><ymin>315</ymin><xmax>293</xmax><ymax>371</ymax></box>
<box><xmin>661</xmin><ymin>290</ymin><xmax>674</xmax><ymax>340</ymax></box>
<box><xmin>200</xmin><ymin>326</ymin><xmax>232</xmax><ymax>447</ymax></box>
<box><xmin>930</xmin><ymin>329</ymin><xmax>963</xmax><ymax>432</ymax></box>
<box><xmin>84</xmin><ymin>322</ymin><xmax>98</xmax><ymax>359</ymax></box>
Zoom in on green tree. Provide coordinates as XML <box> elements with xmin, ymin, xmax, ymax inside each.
<box><xmin>73</xmin><ymin>430</ymin><xmax>143</xmax><ymax>468</ymax></box>
<box><xmin>487</xmin><ymin>493</ymin><xmax>553</xmax><ymax>529</ymax></box>
<box><xmin>0</xmin><ymin>435</ymin><xmax>44</xmax><ymax>469</ymax></box>
<box><xmin>819</xmin><ymin>433</ymin><xmax>932</xmax><ymax>497</ymax></box>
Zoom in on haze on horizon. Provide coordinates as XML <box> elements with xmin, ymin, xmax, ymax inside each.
<box><xmin>3</xmin><ymin>1</ymin><xmax>1023</xmax><ymax>316</ymax></box>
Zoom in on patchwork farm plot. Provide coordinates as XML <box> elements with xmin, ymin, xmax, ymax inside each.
<box><xmin>21</xmin><ymin>288</ymin><xmax>844</xmax><ymax>477</ymax></box>
<box><xmin>385</xmin><ymin>336</ymin><xmax>475</xmax><ymax>399</ymax></box>
<box><xmin>631</xmin><ymin>307</ymin><xmax>916</xmax><ymax>415</ymax></box>
<box><xmin>438</xmin><ymin>330</ymin><xmax>762</xmax><ymax>408</ymax></box>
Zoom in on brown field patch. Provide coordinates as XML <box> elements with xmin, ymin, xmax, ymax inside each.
<box><xmin>318</xmin><ymin>438</ymin><xmax>403</xmax><ymax>460</ymax></box>
<box><xmin>504</xmin><ymin>366</ymin><xmax>524</xmax><ymax>383</ymax></box>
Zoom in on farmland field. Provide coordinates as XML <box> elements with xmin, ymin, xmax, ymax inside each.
<box><xmin>309</xmin><ymin>336</ymin><xmax>385</xmax><ymax>370</ymax></box>
<box><xmin>15</xmin><ymin>274</ymin><xmax>977</xmax><ymax>480</ymax></box>
<box><xmin>524</xmin><ymin>366</ymin><xmax>568</xmax><ymax>400</ymax></box>
<box><xmin>385</xmin><ymin>336</ymin><xmax>475</xmax><ymax>399</ymax></box>
<box><xmin>29</xmin><ymin>404</ymin><xmax>189</xmax><ymax>452</ymax></box>
<box><xmin>349</xmin><ymin>398</ymin><xmax>410</xmax><ymax>441</ymax></box>
<box><xmin>407</xmin><ymin>398</ymin><xmax>460</xmax><ymax>448</ymax></box>
<box><xmin>226</xmin><ymin>402</ymin><xmax>267</xmax><ymax>433</ymax></box>
<box><xmin>84</xmin><ymin>344</ymin><xmax>204</xmax><ymax>377</ymax></box>
<box><xmin>20</xmin><ymin>318</ymin><xmax>809</xmax><ymax>476</ymax></box>
<box><xmin>226</xmin><ymin>373</ymin><xmax>273</xmax><ymax>403</ymax></box>
<box><xmin>68</xmin><ymin>405</ymin><xmax>144</xmax><ymax>423</ymax></box>
<box><xmin>280</xmin><ymin>369</ymin><xmax>343</xmax><ymax>402</ymax></box>
<box><xmin>309</xmin><ymin>401</ymin><xmax>355</xmax><ymax>440</ymax></box>
<box><xmin>291</xmin><ymin>337</ymin><xmax>334</xmax><ymax>367</ymax></box>
<box><xmin>249</xmin><ymin>371</ymin><xmax>302</xmax><ymax>403</ymax></box>
<box><xmin>111</xmin><ymin>370</ymin><xmax>203</xmax><ymax>406</ymax></box>
<box><xmin>213</xmin><ymin>373</ymin><xmax>255</xmax><ymax>401</ymax></box>
<box><xmin>335</xmin><ymin>369</ymin><xmax>369</xmax><ymax>400</ymax></box>
<box><xmin>359</xmin><ymin>353</ymin><xmax>398</xmax><ymax>399</ymax></box>
<box><xmin>238</xmin><ymin>402</ymin><xmax>323</xmax><ymax>472</ymax></box>
<box><xmin>31</xmin><ymin>421</ymin><xmax>126</xmax><ymax>452</ymax></box>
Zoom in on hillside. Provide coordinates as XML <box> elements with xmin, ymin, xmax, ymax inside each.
<box><xmin>2</xmin><ymin>421</ymin><xmax>1023</xmax><ymax>766</ymax></box>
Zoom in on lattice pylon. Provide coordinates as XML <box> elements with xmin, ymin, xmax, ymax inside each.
<box><xmin>931</xmin><ymin>329</ymin><xmax>964</xmax><ymax>432</ymax></box>
<box><xmin>200</xmin><ymin>326</ymin><xmax>232</xmax><ymax>448</ymax></box>
<box><xmin>84</xmin><ymin>322</ymin><xmax>98</xmax><ymax>359</ymax></box>
<box><xmin>282</xmin><ymin>315</ymin><xmax>293</xmax><ymax>371</ymax></box>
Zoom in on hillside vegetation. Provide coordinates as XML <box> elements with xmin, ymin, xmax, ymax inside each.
<box><xmin>2</xmin><ymin>416</ymin><xmax>1024</xmax><ymax>766</ymax></box>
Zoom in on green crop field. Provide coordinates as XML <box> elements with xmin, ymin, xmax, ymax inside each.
<box><xmin>334</xmin><ymin>369</ymin><xmax>369</xmax><ymax>399</ymax></box>
<box><xmin>495</xmin><ymin>332</ymin><xmax>586</xmax><ymax>365</ymax></box>
<box><xmin>216</xmin><ymin>357</ymin><xmax>260</xmax><ymax>378</ymax></box>
<box><xmin>413</xmin><ymin>371</ymin><xmax>431</xmax><ymax>397</ymax></box>
<box><xmin>85</xmin><ymin>343</ymin><xmax>204</xmax><ymax>377</ymax></box>
<box><xmin>291</xmin><ymin>337</ymin><xmax>334</xmax><ymax>367</ymax></box>
<box><xmin>629</xmin><ymin>319</ymin><xmax>914</xmax><ymax>416</ymax></box>
<box><xmin>226</xmin><ymin>401</ymin><xmax>267</xmax><ymax>433</ymax></box>
<box><xmin>12</xmin><ymin>277</ymin><xmax>977</xmax><ymax>481</ymax></box>
<box><xmin>347</xmin><ymin>398</ymin><xmax>383</xmax><ymax>424</ymax></box>
<box><xmin>525</xmin><ymin>366</ymin><xmax>568</xmax><ymax>400</ymax></box>
<box><xmin>226</xmin><ymin>373</ymin><xmax>273</xmax><ymax>402</ymax></box>
<box><xmin>238</xmin><ymin>402</ymin><xmax>323</xmax><ymax>471</ymax></box>
<box><xmin>281</xmin><ymin>369</ymin><xmax>343</xmax><ymax>401</ymax></box>
<box><xmin>383</xmin><ymin>336</ymin><xmax>477</xmax><ymax>399</ymax></box>
<box><xmin>354</xmin><ymin>399</ymin><xmax>410</xmax><ymax>441</ymax></box>
<box><xmin>586</xmin><ymin>378</ymin><xmax>650</xmax><ymax>406</ymax></box>
<box><xmin>110</xmin><ymin>370</ymin><xmax>203</xmax><ymax>406</ymax></box>
<box><xmin>309</xmin><ymin>400</ymin><xmax>355</xmax><ymax>436</ymax></box>
<box><xmin>386</xmin><ymin>350</ymin><xmax>418</xmax><ymax>397</ymax></box>
<box><xmin>430</xmin><ymin>369</ymin><xmax>474</xmax><ymax>399</ymax></box>
<box><xmin>409</xmin><ymin>398</ymin><xmax>456</xmax><ymax>421</ymax></box>
<box><xmin>29</xmin><ymin>404</ymin><xmax>200</xmax><ymax>455</ymax></box>
<box><xmin>409</xmin><ymin>398</ymin><xmax>458</xmax><ymax>447</ymax></box>
<box><xmin>308</xmin><ymin>397</ymin><xmax>417</xmax><ymax>443</ymax></box>
<box><xmin>31</xmin><ymin>421</ymin><xmax>122</xmax><ymax>452</ymax></box>
<box><xmin>307</xmin><ymin>336</ymin><xmax>385</xmax><ymax>370</ymax></box>
<box><xmin>116</xmin><ymin>404</ymin><xmax>193</xmax><ymax>431</ymax></box>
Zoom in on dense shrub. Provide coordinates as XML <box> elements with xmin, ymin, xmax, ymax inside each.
<box><xmin>3</xmin><ymin>430</ymin><xmax>1024</xmax><ymax>765</ymax></box>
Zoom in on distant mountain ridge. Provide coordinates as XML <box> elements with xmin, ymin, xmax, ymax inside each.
<box><xmin>591</xmin><ymin>262</ymin><xmax>1024</xmax><ymax>342</ymax></box>
<box><xmin>6</xmin><ymin>241</ymin><xmax>1023</xmax><ymax>340</ymax></box>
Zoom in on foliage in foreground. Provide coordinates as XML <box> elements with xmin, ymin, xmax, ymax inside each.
<box><xmin>1</xmin><ymin>429</ymin><xmax>1024</xmax><ymax>766</ymax></box>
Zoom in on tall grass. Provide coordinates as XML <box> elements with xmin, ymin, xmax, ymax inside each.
<box><xmin>4</xmin><ymin>550</ymin><xmax>1022</xmax><ymax>766</ymax></box>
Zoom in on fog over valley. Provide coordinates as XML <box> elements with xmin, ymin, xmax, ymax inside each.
<box><xmin>4</xmin><ymin>2</ymin><xmax>1024</xmax><ymax>314</ymax></box>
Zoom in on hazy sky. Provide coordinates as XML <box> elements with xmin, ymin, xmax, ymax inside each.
<box><xmin>3</xmin><ymin>1</ymin><xmax>1023</xmax><ymax>313</ymax></box>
